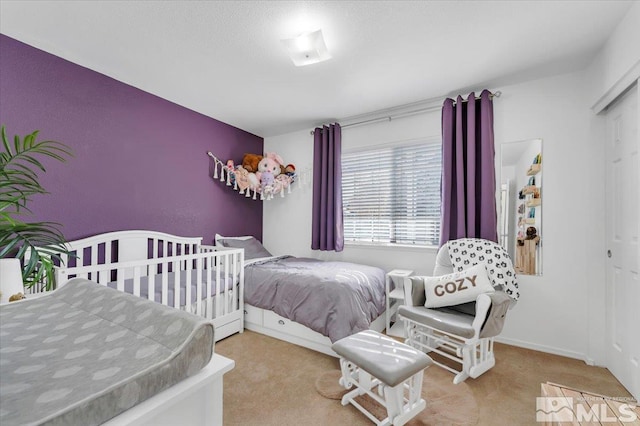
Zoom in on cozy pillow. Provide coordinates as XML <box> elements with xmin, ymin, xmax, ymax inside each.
<box><xmin>216</xmin><ymin>234</ymin><xmax>272</xmax><ymax>260</ymax></box>
<box><xmin>423</xmin><ymin>263</ymin><xmax>494</xmax><ymax>308</ymax></box>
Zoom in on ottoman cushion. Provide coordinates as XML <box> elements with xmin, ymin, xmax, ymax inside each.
<box><xmin>332</xmin><ymin>330</ymin><xmax>432</xmax><ymax>387</ymax></box>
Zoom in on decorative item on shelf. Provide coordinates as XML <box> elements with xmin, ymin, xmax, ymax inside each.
<box><xmin>533</xmin><ymin>152</ymin><xmax>542</xmax><ymax>164</ymax></box>
<box><xmin>532</xmin><ymin>187</ymin><xmax>541</xmax><ymax>198</ymax></box>
<box><xmin>207</xmin><ymin>151</ymin><xmax>309</xmax><ymax>200</ymax></box>
<box><xmin>526</xmin><ymin>152</ymin><xmax>542</xmax><ymax>176</ymax></box>
<box><xmin>526</xmin><ymin>226</ymin><xmax>538</xmax><ymax>239</ymax></box>
<box><xmin>526</xmin><ymin>198</ymin><xmax>541</xmax><ymax>207</ymax></box>
<box><xmin>526</xmin><ymin>164</ymin><xmax>541</xmax><ymax>175</ymax></box>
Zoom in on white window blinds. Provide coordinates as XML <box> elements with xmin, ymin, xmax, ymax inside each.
<box><xmin>342</xmin><ymin>139</ymin><xmax>442</xmax><ymax>246</ymax></box>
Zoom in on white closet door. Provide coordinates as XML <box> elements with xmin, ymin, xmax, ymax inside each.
<box><xmin>605</xmin><ymin>81</ymin><xmax>639</xmax><ymax>402</ymax></box>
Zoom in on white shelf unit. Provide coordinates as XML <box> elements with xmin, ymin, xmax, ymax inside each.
<box><xmin>385</xmin><ymin>269</ymin><xmax>413</xmax><ymax>337</ymax></box>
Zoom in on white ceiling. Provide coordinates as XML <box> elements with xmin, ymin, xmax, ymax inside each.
<box><xmin>0</xmin><ymin>1</ymin><xmax>633</xmax><ymax>138</ymax></box>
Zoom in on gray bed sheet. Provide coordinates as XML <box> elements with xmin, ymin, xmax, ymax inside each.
<box><xmin>0</xmin><ymin>278</ymin><xmax>214</xmax><ymax>426</ymax></box>
<box><xmin>244</xmin><ymin>256</ymin><xmax>386</xmax><ymax>342</ymax></box>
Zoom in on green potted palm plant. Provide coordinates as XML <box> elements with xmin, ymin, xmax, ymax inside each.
<box><xmin>0</xmin><ymin>125</ymin><xmax>73</xmax><ymax>291</ymax></box>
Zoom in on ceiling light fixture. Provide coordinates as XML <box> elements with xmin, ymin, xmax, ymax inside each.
<box><xmin>281</xmin><ymin>29</ymin><xmax>331</xmax><ymax>67</ymax></box>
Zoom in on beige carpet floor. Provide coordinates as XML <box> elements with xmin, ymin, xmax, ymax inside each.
<box><xmin>215</xmin><ymin>330</ymin><xmax>633</xmax><ymax>426</ymax></box>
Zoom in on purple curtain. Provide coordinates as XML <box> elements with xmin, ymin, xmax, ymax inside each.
<box><xmin>312</xmin><ymin>123</ymin><xmax>344</xmax><ymax>252</ymax></box>
<box><xmin>439</xmin><ymin>89</ymin><xmax>498</xmax><ymax>246</ymax></box>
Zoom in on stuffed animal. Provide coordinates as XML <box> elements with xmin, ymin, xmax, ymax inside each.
<box><xmin>234</xmin><ymin>166</ymin><xmax>251</xmax><ymax>192</ymax></box>
<box><xmin>275</xmin><ymin>173</ymin><xmax>291</xmax><ymax>192</ymax></box>
<box><xmin>242</xmin><ymin>153</ymin><xmax>263</xmax><ymax>173</ymax></box>
<box><xmin>260</xmin><ymin>171</ymin><xmax>275</xmax><ymax>191</ymax></box>
<box><xmin>257</xmin><ymin>152</ymin><xmax>283</xmax><ymax>177</ymax></box>
<box><xmin>284</xmin><ymin>164</ymin><xmax>295</xmax><ymax>174</ymax></box>
<box><xmin>226</xmin><ymin>160</ymin><xmax>236</xmax><ymax>184</ymax></box>
<box><xmin>8</xmin><ymin>292</ymin><xmax>25</xmax><ymax>302</ymax></box>
<box><xmin>247</xmin><ymin>171</ymin><xmax>260</xmax><ymax>190</ymax></box>
<box><xmin>279</xmin><ymin>163</ymin><xmax>295</xmax><ymax>176</ymax></box>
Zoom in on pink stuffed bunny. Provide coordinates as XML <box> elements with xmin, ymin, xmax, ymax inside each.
<box><xmin>257</xmin><ymin>152</ymin><xmax>284</xmax><ymax>177</ymax></box>
<box><xmin>255</xmin><ymin>153</ymin><xmax>284</xmax><ymax>189</ymax></box>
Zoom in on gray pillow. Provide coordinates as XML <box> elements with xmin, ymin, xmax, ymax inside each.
<box><xmin>219</xmin><ymin>237</ymin><xmax>272</xmax><ymax>260</ymax></box>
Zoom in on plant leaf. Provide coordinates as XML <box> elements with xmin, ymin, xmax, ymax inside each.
<box><xmin>1</xmin><ymin>125</ymin><xmax>73</xmax><ymax>288</ymax></box>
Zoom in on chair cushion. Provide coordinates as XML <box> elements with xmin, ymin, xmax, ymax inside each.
<box><xmin>398</xmin><ymin>305</ymin><xmax>476</xmax><ymax>339</ymax></box>
<box><xmin>332</xmin><ymin>330</ymin><xmax>432</xmax><ymax>387</ymax></box>
<box><xmin>447</xmin><ymin>301</ymin><xmax>476</xmax><ymax>316</ymax></box>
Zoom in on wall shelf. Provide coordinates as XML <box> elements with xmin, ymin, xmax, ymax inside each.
<box><xmin>527</xmin><ymin>164</ymin><xmax>541</xmax><ymax>175</ymax></box>
<box><xmin>526</xmin><ymin>198</ymin><xmax>541</xmax><ymax>207</ymax></box>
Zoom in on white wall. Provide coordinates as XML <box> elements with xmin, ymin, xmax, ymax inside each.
<box><xmin>263</xmin><ymin>3</ymin><xmax>640</xmax><ymax>363</ymax></box>
<box><xmin>261</xmin><ymin>128</ymin><xmax>314</xmax><ymax>257</ymax></box>
<box><xmin>585</xmin><ymin>1</ymin><xmax>640</xmax><ymax>108</ymax></box>
<box><xmin>492</xmin><ymin>72</ymin><xmax>595</xmax><ymax>359</ymax></box>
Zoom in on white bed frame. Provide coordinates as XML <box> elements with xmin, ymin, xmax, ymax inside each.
<box><xmin>41</xmin><ymin>230</ymin><xmax>245</xmax><ymax>341</ymax></box>
<box><xmin>243</xmin><ymin>304</ymin><xmax>386</xmax><ymax>357</ymax></box>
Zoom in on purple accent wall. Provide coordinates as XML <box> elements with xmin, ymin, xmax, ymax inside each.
<box><xmin>0</xmin><ymin>35</ymin><xmax>263</xmax><ymax>243</ymax></box>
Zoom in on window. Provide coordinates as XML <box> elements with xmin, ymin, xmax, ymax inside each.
<box><xmin>342</xmin><ymin>139</ymin><xmax>441</xmax><ymax>246</ymax></box>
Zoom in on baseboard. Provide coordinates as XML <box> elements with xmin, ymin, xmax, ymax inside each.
<box><xmin>495</xmin><ymin>336</ymin><xmax>586</xmax><ymax>362</ymax></box>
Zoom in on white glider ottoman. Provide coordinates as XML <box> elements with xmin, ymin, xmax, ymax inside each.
<box><xmin>332</xmin><ymin>330</ymin><xmax>433</xmax><ymax>426</ymax></box>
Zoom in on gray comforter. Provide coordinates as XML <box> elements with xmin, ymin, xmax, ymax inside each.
<box><xmin>244</xmin><ymin>256</ymin><xmax>386</xmax><ymax>342</ymax></box>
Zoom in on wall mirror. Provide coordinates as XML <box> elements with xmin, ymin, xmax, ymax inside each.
<box><xmin>499</xmin><ymin>138</ymin><xmax>542</xmax><ymax>276</ymax></box>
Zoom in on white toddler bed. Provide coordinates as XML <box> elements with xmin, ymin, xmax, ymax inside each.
<box><xmin>38</xmin><ymin>230</ymin><xmax>245</xmax><ymax>341</ymax></box>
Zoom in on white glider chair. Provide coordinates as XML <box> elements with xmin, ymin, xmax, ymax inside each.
<box><xmin>398</xmin><ymin>238</ymin><xmax>519</xmax><ymax>384</ymax></box>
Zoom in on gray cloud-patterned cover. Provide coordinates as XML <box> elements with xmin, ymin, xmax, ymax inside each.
<box><xmin>0</xmin><ymin>278</ymin><xmax>214</xmax><ymax>426</ymax></box>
